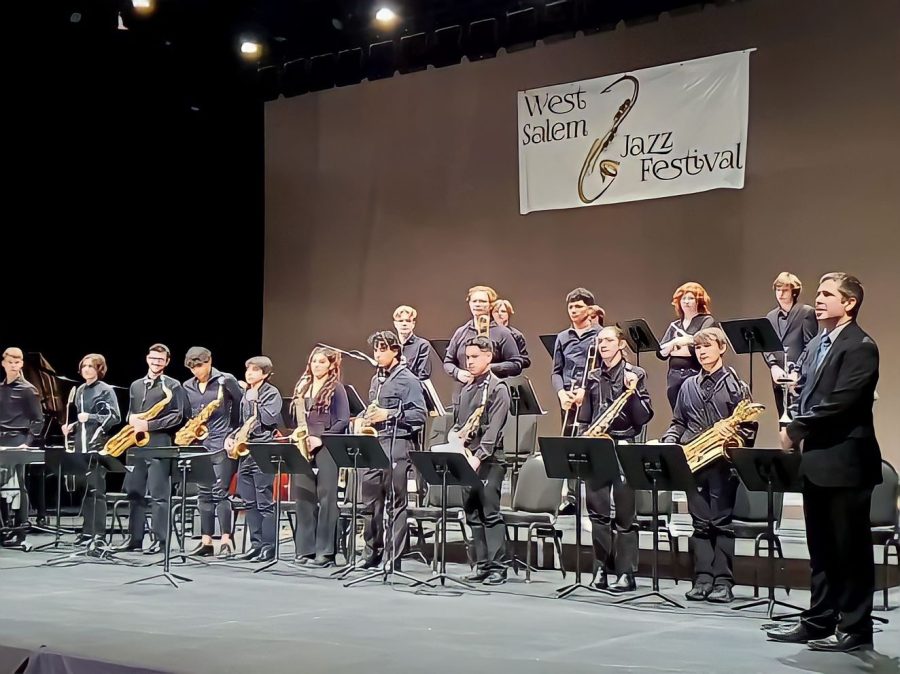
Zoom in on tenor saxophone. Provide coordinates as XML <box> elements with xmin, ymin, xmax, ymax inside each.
<box><xmin>102</xmin><ymin>384</ymin><xmax>173</xmax><ymax>457</ymax></box>
<box><xmin>682</xmin><ymin>399</ymin><xmax>765</xmax><ymax>473</ymax></box>
<box><xmin>175</xmin><ymin>383</ymin><xmax>224</xmax><ymax>446</ymax></box>
<box><xmin>290</xmin><ymin>379</ymin><xmax>312</xmax><ymax>460</ymax></box>
<box><xmin>583</xmin><ymin>380</ymin><xmax>638</xmax><ymax>439</ymax></box>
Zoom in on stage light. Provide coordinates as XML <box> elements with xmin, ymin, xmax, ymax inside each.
<box><xmin>132</xmin><ymin>0</ymin><xmax>153</xmax><ymax>12</ymax></box>
<box><xmin>375</xmin><ymin>7</ymin><xmax>398</xmax><ymax>24</ymax></box>
<box><xmin>240</xmin><ymin>40</ymin><xmax>261</xmax><ymax>59</ymax></box>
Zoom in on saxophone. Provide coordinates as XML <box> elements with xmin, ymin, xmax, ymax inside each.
<box><xmin>583</xmin><ymin>379</ymin><xmax>638</xmax><ymax>439</ymax></box>
<box><xmin>439</xmin><ymin>378</ymin><xmax>490</xmax><ymax>457</ymax></box>
<box><xmin>227</xmin><ymin>406</ymin><xmax>257</xmax><ymax>459</ymax></box>
<box><xmin>290</xmin><ymin>378</ymin><xmax>312</xmax><ymax>460</ymax></box>
<box><xmin>354</xmin><ymin>372</ymin><xmax>384</xmax><ymax>437</ymax></box>
<box><xmin>102</xmin><ymin>383</ymin><xmax>173</xmax><ymax>457</ymax></box>
<box><xmin>476</xmin><ymin>314</ymin><xmax>490</xmax><ymax>338</ymax></box>
<box><xmin>682</xmin><ymin>398</ymin><xmax>765</xmax><ymax>473</ymax></box>
<box><xmin>175</xmin><ymin>383</ymin><xmax>224</xmax><ymax>446</ymax></box>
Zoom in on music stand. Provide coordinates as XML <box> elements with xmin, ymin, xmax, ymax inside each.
<box><xmin>123</xmin><ymin>446</ymin><xmax>193</xmax><ymax>588</ymax></box>
<box><xmin>246</xmin><ymin>442</ymin><xmax>311</xmax><ymax>573</ymax></box>
<box><xmin>720</xmin><ymin>318</ymin><xmax>783</xmax><ymax>393</ymax></box>
<box><xmin>539</xmin><ymin>436</ymin><xmax>620</xmax><ymax>599</ymax></box>
<box><xmin>322</xmin><ymin>434</ymin><xmax>389</xmax><ymax>579</ymax></box>
<box><xmin>617</xmin><ymin>443</ymin><xmax>695</xmax><ymax>608</ymax></box>
<box><xmin>539</xmin><ymin>334</ymin><xmax>557</xmax><ymax>359</ymax></box>
<box><xmin>33</xmin><ymin>446</ymin><xmax>80</xmax><ymax>552</ymax></box>
<box><xmin>408</xmin><ymin>451</ymin><xmax>485</xmax><ymax>594</ymax></box>
<box><xmin>729</xmin><ymin>448</ymin><xmax>804</xmax><ymax>620</ymax></box>
<box><xmin>0</xmin><ymin>449</ymin><xmax>45</xmax><ymax>550</ymax></box>
<box><xmin>617</xmin><ymin>319</ymin><xmax>661</xmax><ymax>369</ymax></box>
<box><xmin>171</xmin><ymin>448</ymin><xmax>215</xmax><ymax>565</ymax></box>
<box><xmin>345</xmin><ymin>386</ymin><xmax>367</xmax><ymax>418</ymax></box>
<box><xmin>506</xmin><ymin>375</ymin><xmax>545</xmax><ymax>495</ymax></box>
<box><xmin>421</xmin><ymin>379</ymin><xmax>447</xmax><ymax>417</ymax></box>
<box><xmin>427</xmin><ymin>339</ymin><xmax>450</xmax><ymax>363</ymax></box>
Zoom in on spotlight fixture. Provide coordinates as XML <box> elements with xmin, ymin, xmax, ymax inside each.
<box><xmin>240</xmin><ymin>40</ymin><xmax>262</xmax><ymax>59</ymax></box>
<box><xmin>132</xmin><ymin>0</ymin><xmax>153</xmax><ymax>11</ymax></box>
<box><xmin>375</xmin><ymin>7</ymin><xmax>398</xmax><ymax>24</ymax></box>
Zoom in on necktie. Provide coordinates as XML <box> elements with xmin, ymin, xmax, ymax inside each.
<box><xmin>814</xmin><ymin>335</ymin><xmax>832</xmax><ymax>372</ymax></box>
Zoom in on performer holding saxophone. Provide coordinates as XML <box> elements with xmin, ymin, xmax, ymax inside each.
<box><xmin>453</xmin><ymin>336</ymin><xmax>511</xmax><ymax>586</ymax></box>
<box><xmin>112</xmin><ymin>344</ymin><xmax>185</xmax><ymax>554</ymax></box>
<box><xmin>179</xmin><ymin>347</ymin><xmax>243</xmax><ymax>558</ymax></box>
<box><xmin>61</xmin><ymin>354</ymin><xmax>121</xmax><ymax>547</ymax></box>
<box><xmin>577</xmin><ymin>327</ymin><xmax>653</xmax><ymax>593</ymax></box>
<box><xmin>359</xmin><ymin>331</ymin><xmax>426</xmax><ymax>571</ymax></box>
<box><xmin>225</xmin><ymin>356</ymin><xmax>283</xmax><ymax>563</ymax></box>
<box><xmin>291</xmin><ymin>346</ymin><xmax>349</xmax><ymax>568</ymax></box>
<box><xmin>443</xmin><ymin>285</ymin><xmax>522</xmax><ymax>404</ymax></box>
<box><xmin>661</xmin><ymin>328</ymin><xmax>757</xmax><ymax>603</ymax></box>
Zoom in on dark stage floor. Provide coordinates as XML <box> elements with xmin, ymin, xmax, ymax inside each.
<box><xmin>1</xmin><ymin>541</ymin><xmax>898</xmax><ymax>674</ymax></box>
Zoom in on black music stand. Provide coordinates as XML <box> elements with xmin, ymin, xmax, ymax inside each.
<box><xmin>617</xmin><ymin>443</ymin><xmax>694</xmax><ymax>608</ymax></box>
<box><xmin>427</xmin><ymin>339</ymin><xmax>450</xmax><ymax>363</ymax></box>
<box><xmin>421</xmin><ymin>379</ymin><xmax>447</xmax><ymax>418</ymax></box>
<box><xmin>618</xmin><ymin>319</ymin><xmax>661</xmax><ymax>369</ymax></box>
<box><xmin>33</xmin><ymin>446</ymin><xmax>80</xmax><ymax>552</ymax></box>
<box><xmin>506</xmin><ymin>375</ymin><xmax>545</xmax><ymax>495</ymax></box>
<box><xmin>171</xmin><ymin>448</ymin><xmax>215</xmax><ymax>565</ymax></box>
<box><xmin>538</xmin><ymin>334</ymin><xmax>557</xmax><ymax>359</ymax></box>
<box><xmin>123</xmin><ymin>446</ymin><xmax>192</xmax><ymax>588</ymax></box>
<box><xmin>322</xmin><ymin>434</ymin><xmax>390</xmax><ymax>579</ymax></box>
<box><xmin>539</xmin><ymin>436</ymin><xmax>619</xmax><ymax>599</ymax></box>
<box><xmin>345</xmin><ymin>386</ymin><xmax>367</xmax><ymax>418</ymax></box>
<box><xmin>0</xmin><ymin>448</ymin><xmax>45</xmax><ymax>550</ymax></box>
<box><xmin>247</xmin><ymin>442</ymin><xmax>311</xmax><ymax>574</ymax></box>
<box><xmin>408</xmin><ymin>451</ymin><xmax>485</xmax><ymax>594</ymax></box>
<box><xmin>729</xmin><ymin>448</ymin><xmax>804</xmax><ymax>620</ymax></box>
<box><xmin>720</xmin><ymin>318</ymin><xmax>783</xmax><ymax>393</ymax></box>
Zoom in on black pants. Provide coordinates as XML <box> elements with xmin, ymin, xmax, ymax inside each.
<box><xmin>82</xmin><ymin>455</ymin><xmax>107</xmax><ymax>538</ymax></box>
<box><xmin>293</xmin><ymin>449</ymin><xmax>339</xmax><ymax>558</ymax></box>
<box><xmin>666</xmin><ymin>365</ymin><xmax>699</xmax><ymax>411</ymax></box>
<box><xmin>123</xmin><ymin>457</ymin><xmax>171</xmax><ymax>544</ymax></box>
<box><xmin>0</xmin><ymin>433</ymin><xmax>30</xmax><ymax>542</ymax></box>
<box><xmin>197</xmin><ymin>451</ymin><xmax>237</xmax><ymax>537</ymax></box>
<box><xmin>464</xmin><ymin>458</ymin><xmax>506</xmax><ymax>571</ymax></box>
<box><xmin>238</xmin><ymin>454</ymin><xmax>275</xmax><ymax>549</ymax></box>
<box><xmin>361</xmin><ymin>443</ymin><xmax>411</xmax><ymax>562</ymax></box>
<box><xmin>771</xmin><ymin>381</ymin><xmax>787</xmax><ymax>419</ymax></box>
<box><xmin>585</xmin><ymin>474</ymin><xmax>638</xmax><ymax>575</ymax></box>
<box><xmin>686</xmin><ymin>463</ymin><xmax>738</xmax><ymax>587</ymax></box>
<box><xmin>801</xmin><ymin>482</ymin><xmax>875</xmax><ymax>636</ymax></box>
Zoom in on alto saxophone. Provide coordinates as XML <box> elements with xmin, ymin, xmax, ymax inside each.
<box><xmin>354</xmin><ymin>372</ymin><xmax>384</xmax><ymax>437</ymax></box>
<box><xmin>290</xmin><ymin>379</ymin><xmax>312</xmax><ymax>460</ymax></box>
<box><xmin>682</xmin><ymin>398</ymin><xmax>765</xmax><ymax>473</ymax></box>
<box><xmin>583</xmin><ymin>378</ymin><xmax>638</xmax><ymax>439</ymax></box>
<box><xmin>175</xmin><ymin>383</ymin><xmax>224</xmax><ymax>446</ymax></box>
<box><xmin>227</xmin><ymin>406</ymin><xmax>258</xmax><ymax>459</ymax></box>
<box><xmin>102</xmin><ymin>383</ymin><xmax>173</xmax><ymax>457</ymax></box>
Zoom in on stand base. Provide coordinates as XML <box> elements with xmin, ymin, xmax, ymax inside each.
<box><xmin>44</xmin><ymin>545</ymin><xmax>140</xmax><ymax>568</ymax></box>
<box><xmin>125</xmin><ymin>571</ymin><xmax>193</xmax><ymax>588</ymax></box>
<box><xmin>556</xmin><ymin>582</ymin><xmax>616</xmax><ymax>600</ymax></box>
<box><xmin>253</xmin><ymin>557</ymin><xmax>302</xmax><ymax>574</ymax></box>
<box><xmin>344</xmin><ymin>565</ymin><xmax>421</xmax><ymax>588</ymax></box>
<box><xmin>412</xmin><ymin>573</ymin><xmax>487</xmax><ymax>595</ymax></box>
<box><xmin>732</xmin><ymin>596</ymin><xmax>803</xmax><ymax>621</ymax></box>
<box><xmin>616</xmin><ymin>589</ymin><xmax>684</xmax><ymax>608</ymax></box>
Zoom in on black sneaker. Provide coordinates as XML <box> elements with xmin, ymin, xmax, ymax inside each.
<box><xmin>706</xmin><ymin>585</ymin><xmax>734</xmax><ymax>603</ymax></box>
<box><xmin>483</xmin><ymin>570</ymin><xmax>508</xmax><ymax>586</ymax></box>
<box><xmin>685</xmin><ymin>583</ymin><xmax>713</xmax><ymax>601</ymax></box>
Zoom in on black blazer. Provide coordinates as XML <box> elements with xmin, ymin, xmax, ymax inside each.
<box><xmin>787</xmin><ymin>321</ymin><xmax>881</xmax><ymax>488</ymax></box>
<box><xmin>762</xmin><ymin>303</ymin><xmax>818</xmax><ymax>370</ymax></box>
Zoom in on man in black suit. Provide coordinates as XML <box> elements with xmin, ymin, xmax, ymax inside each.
<box><xmin>767</xmin><ymin>272</ymin><xmax>881</xmax><ymax>652</ymax></box>
<box><xmin>762</xmin><ymin>272</ymin><xmax>818</xmax><ymax>419</ymax></box>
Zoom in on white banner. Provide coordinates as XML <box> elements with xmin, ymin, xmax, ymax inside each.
<box><xmin>517</xmin><ymin>50</ymin><xmax>752</xmax><ymax>214</ymax></box>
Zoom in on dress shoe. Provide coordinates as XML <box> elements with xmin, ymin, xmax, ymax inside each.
<box><xmin>464</xmin><ymin>568</ymin><xmax>492</xmax><ymax>583</ymax></box>
<box><xmin>685</xmin><ymin>583</ymin><xmax>713</xmax><ymax>601</ymax></box>
<box><xmin>252</xmin><ymin>546</ymin><xmax>275</xmax><ymax>563</ymax></box>
<box><xmin>807</xmin><ymin>631</ymin><xmax>873</xmax><ymax>652</ymax></box>
<box><xmin>112</xmin><ymin>537</ymin><xmax>143</xmax><ymax>552</ymax></box>
<box><xmin>706</xmin><ymin>584</ymin><xmax>734</xmax><ymax>603</ymax></box>
<box><xmin>294</xmin><ymin>555</ymin><xmax>314</xmax><ymax>565</ymax></box>
<box><xmin>188</xmin><ymin>543</ymin><xmax>215</xmax><ymax>557</ymax></box>
<box><xmin>610</xmin><ymin>573</ymin><xmax>637</xmax><ymax>593</ymax></box>
<box><xmin>217</xmin><ymin>541</ymin><xmax>235</xmax><ymax>559</ymax></box>
<box><xmin>308</xmin><ymin>556</ymin><xmax>335</xmax><ymax>568</ymax></box>
<box><xmin>234</xmin><ymin>547</ymin><xmax>262</xmax><ymax>562</ymax></box>
<box><xmin>558</xmin><ymin>501</ymin><xmax>576</xmax><ymax>516</ymax></box>
<box><xmin>359</xmin><ymin>555</ymin><xmax>382</xmax><ymax>569</ymax></box>
<box><xmin>593</xmin><ymin>571</ymin><xmax>609</xmax><ymax>590</ymax></box>
<box><xmin>143</xmin><ymin>540</ymin><xmax>165</xmax><ymax>555</ymax></box>
<box><xmin>483</xmin><ymin>569</ymin><xmax>508</xmax><ymax>586</ymax></box>
<box><xmin>766</xmin><ymin>622</ymin><xmax>834</xmax><ymax>643</ymax></box>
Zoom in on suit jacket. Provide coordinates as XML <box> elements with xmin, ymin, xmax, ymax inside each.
<box><xmin>762</xmin><ymin>303</ymin><xmax>818</xmax><ymax>370</ymax></box>
<box><xmin>787</xmin><ymin>321</ymin><xmax>881</xmax><ymax>488</ymax></box>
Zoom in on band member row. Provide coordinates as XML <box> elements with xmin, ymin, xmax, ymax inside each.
<box><xmin>291</xmin><ymin>347</ymin><xmax>350</xmax><ymax>568</ymax></box>
<box><xmin>225</xmin><ymin>357</ymin><xmax>284</xmax><ymax>563</ymax></box>
<box><xmin>657</xmin><ymin>282</ymin><xmax>717</xmax><ymax>411</ymax></box>
<box><xmin>443</xmin><ymin>285</ymin><xmax>522</xmax><ymax>404</ymax></box>
<box><xmin>577</xmin><ymin>326</ymin><xmax>653</xmax><ymax>593</ymax></box>
<box><xmin>392</xmin><ymin>305</ymin><xmax>432</xmax><ymax>381</ymax></box>
<box><xmin>114</xmin><ymin>344</ymin><xmax>185</xmax><ymax>554</ymax></box>
<box><xmin>662</xmin><ymin>327</ymin><xmax>756</xmax><ymax>603</ymax></box>
<box><xmin>61</xmin><ymin>354</ymin><xmax>121</xmax><ymax>547</ymax></box>
<box><xmin>0</xmin><ymin>347</ymin><xmax>43</xmax><ymax>547</ymax></box>
<box><xmin>454</xmin><ymin>336</ymin><xmax>512</xmax><ymax>586</ymax></box>
<box><xmin>359</xmin><ymin>331</ymin><xmax>426</xmax><ymax>570</ymax></box>
<box><xmin>490</xmin><ymin>299</ymin><xmax>531</xmax><ymax>370</ymax></box>
<box><xmin>181</xmin><ymin>347</ymin><xmax>244</xmax><ymax>558</ymax></box>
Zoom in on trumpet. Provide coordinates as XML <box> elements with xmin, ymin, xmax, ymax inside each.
<box><xmin>775</xmin><ymin>349</ymin><xmax>797</xmax><ymax>427</ymax></box>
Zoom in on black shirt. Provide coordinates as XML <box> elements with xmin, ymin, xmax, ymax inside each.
<box><xmin>577</xmin><ymin>359</ymin><xmax>653</xmax><ymax>439</ymax></box>
<box><xmin>234</xmin><ymin>381</ymin><xmax>284</xmax><ymax>443</ymax></box>
<box><xmin>368</xmin><ymin>364</ymin><xmax>427</xmax><ymax>440</ymax></box>
<box><xmin>0</xmin><ymin>376</ymin><xmax>44</xmax><ymax>442</ymax></box>
<box><xmin>662</xmin><ymin>366</ymin><xmax>752</xmax><ymax>444</ymax></box>
<box><xmin>551</xmin><ymin>325</ymin><xmax>600</xmax><ymax>392</ymax></box>
<box><xmin>453</xmin><ymin>372</ymin><xmax>511</xmax><ymax>461</ymax></box>
<box><xmin>401</xmin><ymin>334</ymin><xmax>433</xmax><ymax>381</ymax></box>
<box><xmin>443</xmin><ymin>320</ymin><xmax>523</xmax><ymax>384</ymax></box>
<box><xmin>657</xmin><ymin>314</ymin><xmax>717</xmax><ymax>370</ymax></box>
<box><xmin>126</xmin><ymin>374</ymin><xmax>185</xmax><ymax>436</ymax></box>
<box><xmin>71</xmin><ymin>380</ymin><xmax>121</xmax><ymax>452</ymax></box>
<box><xmin>182</xmin><ymin>368</ymin><xmax>244</xmax><ymax>453</ymax></box>
<box><xmin>295</xmin><ymin>381</ymin><xmax>351</xmax><ymax>437</ymax></box>
<box><xmin>508</xmin><ymin>326</ymin><xmax>532</xmax><ymax>370</ymax></box>
<box><xmin>762</xmin><ymin>303</ymin><xmax>818</xmax><ymax>370</ymax></box>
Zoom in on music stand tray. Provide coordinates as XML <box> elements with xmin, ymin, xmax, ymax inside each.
<box><xmin>169</xmin><ymin>449</ymin><xmax>217</xmax><ymax>565</ymax></box>
<box><xmin>617</xmin><ymin>319</ymin><xmax>661</xmax><ymax>369</ymax></box>
<box><xmin>539</xmin><ymin>334</ymin><xmax>557</xmax><ymax>358</ymax></box>
<box><xmin>720</xmin><ymin>318</ymin><xmax>783</xmax><ymax>393</ymax></box>
<box><xmin>728</xmin><ymin>448</ymin><xmax>804</xmax><ymax>620</ymax></box>
<box><xmin>35</xmin><ymin>447</ymin><xmax>85</xmax><ymax>552</ymax></box>
<box><xmin>344</xmin><ymin>386</ymin><xmax>367</xmax><ymax>418</ymax></box>
<box><xmin>321</xmin><ymin>434</ymin><xmax>389</xmax><ymax>580</ymax></box>
<box><xmin>539</xmin><ymin>436</ymin><xmax>620</xmax><ymax>600</ymax></box>
<box><xmin>408</xmin><ymin>451</ymin><xmax>486</xmax><ymax>595</ymax></box>
<box><xmin>427</xmin><ymin>339</ymin><xmax>450</xmax><ymax>363</ymax></box>
<box><xmin>506</xmin><ymin>375</ymin><xmax>545</xmax><ymax>494</ymax></box>
<box><xmin>246</xmin><ymin>442</ymin><xmax>311</xmax><ymax>574</ymax></box>
<box><xmin>617</xmin><ymin>443</ymin><xmax>695</xmax><ymax>608</ymax></box>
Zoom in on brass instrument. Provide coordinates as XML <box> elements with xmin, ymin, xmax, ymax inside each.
<box><xmin>776</xmin><ymin>348</ymin><xmax>796</xmax><ymax>427</ymax></box>
<box><xmin>578</xmin><ymin>75</ymin><xmax>639</xmax><ymax>204</ymax></box>
<box><xmin>354</xmin><ymin>372</ymin><xmax>384</xmax><ymax>436</ymax></box>
<box><xmin>290</xmin><ymin>377</ymin><xmax>312</xmax><ymax>460</ymax></box>
<box><xmin>583</xmin><ymin>378</ymin><xmax>638</xmax><ymax>439</ymax></box>
<box><xmin>562</xmin><ymin>338</ymin><xmax>597</xmax><ymax>435</ymax></box>
<box><xmin>102</xmin><ymin>383</ymin><xmax>173</xmax><ymax>457</ymax></box>
<box><xmin>227</xmin><ymin>406</ymin><xmax>258</xmax><ymax>459</ymax></box>
<box><xmin>175</xmin><ymin>383</ymin><xmax>224</xmax><ymax>446</ymax></box>
<box><xmin>476</xmin><ymin>314</ymin><xmax>490</xmax><ymax>339</ymax></box>
<box><xmin>682</xmin><ymin>399</ymin><xmax>765</xmax><ymax>473</ymax></box>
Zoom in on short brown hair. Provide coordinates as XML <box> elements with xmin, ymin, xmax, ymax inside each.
<box><xmin>466</xmin><ymin>285</ymin><xmax>498</xmax><ymax>303</ymax></box>
<box><xmin>245</xmin><ymin>356</ymin><xmax>274</xmax><ymax>375</ymax></box>
<box><xmin>599</xmin><ymin>325</ymin><xmax>626</xmax><ymax>342</ymax></box>
<box><xmin>148</xmin><ymin>343</ymin><xmax>171</xmax><ymax>359</ymax></box>
<box><xmin>392</xmin><ymin>305</ymin><xmax>417</xmax><ymax>321</ymax></box>
<box><xmin>693</xmin><ymin>327</ymin><xmax>728</xmax><ymax>349</ymax></box>
<box><xmin>79</xmin><ymin>354</ymin><xmax>108</xmax><ymax>380</ymax></box>
<box><xmin>184</xmin><ymin>346</ymin><xmax>212</xmax><ymax>368</ymax></box>
<box><xmin>492</xmin><ymin>299</ymin><xmax>514</xmax><ymax>315</ymax></box>
<box><xmin>820</xmin><ymin>272</ymin><xmax>864</xmax><ymax>317</ymax></box>
<box><xmin>773</xmin><ymin>272</ymin><xmax>802</xmax><ymax>293</ymax></box>
<box><xmin>464</xmin><ymin>336</ymin><xmax>493</xmax><ymax>353</ymax></box>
